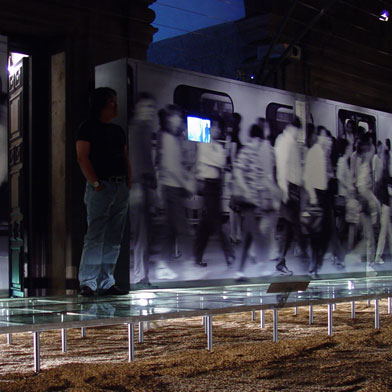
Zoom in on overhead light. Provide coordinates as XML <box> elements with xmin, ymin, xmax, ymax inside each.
<box><xmin>379</xmin><ymin>10</ymin><xmax>389</xmax><ymax>22</ymax></box>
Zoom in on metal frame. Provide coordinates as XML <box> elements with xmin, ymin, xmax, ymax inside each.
<box><xmin>1</xmin><ymin>279</ymin><xmax>392</xmax><ymax>372</ymax></box>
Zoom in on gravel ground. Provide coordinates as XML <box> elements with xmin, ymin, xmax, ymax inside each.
<box><xmin>1</xmin><ymin>300</ymin><xmax>392</xmax><ymax>391</ymax></box>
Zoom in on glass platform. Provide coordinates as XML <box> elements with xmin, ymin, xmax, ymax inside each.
<box><xmin>2</xmin><ymin>276</ymin><xmax>392</xmax><ymax>372</ymax></box>
<box><xmin>1</xmin><ymin>276</ymin><xmax>391</xmax><ymax>334</ymax></box>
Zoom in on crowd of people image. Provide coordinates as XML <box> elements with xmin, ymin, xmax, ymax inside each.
<box><xmin>76</xmin><ymin>87</ymin><xmax>392</xmax><ymax>296</ymax></box>
<box><xmin>128</xmin><ymin>92</ymin><xmax>392</xmax><ymax>287</ymax></box>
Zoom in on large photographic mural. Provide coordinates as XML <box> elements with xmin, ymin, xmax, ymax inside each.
<box><xmin>97</xmin><ymin>59</ymin><xmax>392</xmax><ymax>289</ymax></box>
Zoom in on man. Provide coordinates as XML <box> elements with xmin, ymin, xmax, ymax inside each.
<box><xmin>129</xmin><ymin>93</ymin><xmax>157</xmax><ymax>288</ymax></box>
<box><xmin>156</xmin><ymin>104</ymin><xmax>194</xmax><ymax>280</ymax></box>
<box><xmin>76</xmin><ymin>87</ymin><xmax>131</xmax><ymax>296</ymax></box>
<box><xmin>194</xmin><ymin>117</ymin><xmax>235</xmax><ymax>268</ymax></box>
<box><xmin>274</xmin><ymin>117</ymin><xmax>303</xmax><ymax>276</ymax></box>
<box><xmin>303</xmin><ymin>126</ymin><xmax>331</xmax><ymax>278</ymax></box>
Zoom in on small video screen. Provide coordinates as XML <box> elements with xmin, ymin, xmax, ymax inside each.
<box><xmin>187</xmin><ymin>115</ymin><xmax>211</xmax><ymax>143</ymax></box>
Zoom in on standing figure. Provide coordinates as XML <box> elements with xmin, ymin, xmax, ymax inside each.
<box><xmin>336</xmin><ymin>139</ymin><xmax>357</xmax><ymax>251</ymax></box>
<box><xmin>234</xmin><ymin>122</ymin><xmax>280</xmax><ymax>279</ymax></box>
<box><xmin>356</xmin><ymin>139</ymin><xmax>380</xmax><ymax>272</ymax></box>
<box><xmin>229</xmin><ymin>113</ymin><xmax>243</xmax><ymax>244</ymax></box>
<box><xmin>76</xmin><ymin>87</ymin><xmax>131</xmax><ymax>297</ymax></box>
<box><xmin>129</xmin><ymin>93</ymin><xmax>157</xmax><ymax>288</ymax></box>
<box><xmin>303</xmin><ymin>126</ymin><xmax>331</xmax><ymax>278</ymax></box>
<box><xmin>194</xmin><ymin>117</ymin><xmax>235</xmax><ymax>267</ymax></box>
<box><xmin>156</xmin><ymin>104</ymin><xmax>194</xmax><ymax>279</ymax></box>
<box><xmin>274</xmin><ymin>118</ymin><xmax>304</xmax><ymax>276</ymax></box>
<box><xmin>374</xmin><ymin>144</ymin><xmax>392</xmax><ymax>264</ymax></box>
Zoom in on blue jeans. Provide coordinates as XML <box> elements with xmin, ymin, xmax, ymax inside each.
<box><xmin>79</xmin><ymin>181</ymin><xmax>129</xmax><ymax>290</ymax></box>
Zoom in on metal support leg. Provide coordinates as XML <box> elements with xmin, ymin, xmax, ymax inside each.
<box><xmin>328</xmin><ymin>304</ymin><xmax>333</xmax><ymax>336</ymax></box>
<box><xmin>260</xmin><ymin>310</ymin><xmax>265</xmax><ymax>329</ymax></box>
<box><xmin>202</xmin><ymin>316</ymin><xmax>206</xmax><ymax>326</ymax></box>
<box><xmin>128</xmin><ymin>323</ymin><xmax>134</xmax><ymax>362</ymax></box>
<box><xmin>273</xmin><ymin>309</ymin><xmax>278</xmax><ymax>343</ymax></box>
<box><xmin>33</xmin><ymin>332</ymin><xmax>40</xmax><ymax>373</ymax></box>
<box><xmin>138</xmin><ymin>322</ymin><xmax>144</xmax><ymax>343</ymax></box>
<box><xmin>81</xmin><ymin>327</ymin><xmax>86</xmax><ymax>338</ymax></box>
<box><xmin>309</xmin><ymin>305</ymin><xmax>313</xmax><ymax>325</ymax></box>
<box><xmin>375</xmin><ymin>299</ymin><xmax>380</xmax><ymax>330</ymax></box>
<box><xmin>294</xmin><ymin>306</ymin><xmax>298</xmax><ymax>315</ymax></box>
<box><xmin>388</xmin><ymin>297</ymin><xmax>391</xmax><ymax>315</ymax></box>
<box><xmin>7</xmin><ymin>334</ymin><xmax>12</xmax><ymax>345</ymax></box>
<box><xmin>206</xmin><ymin>316</ymin><xmax>213</xmax><ymax>351</ymax></box>
<box><xmin>367</xmin><ymin>299</ymin><xmax>371</xmax><ymax>307</ymax></box>
<box><xmin>351</xmin><ymin>301</ymin><xmax>355</xmax><ymax>319</ymax></box>
<box><xmin>251</xmin><ymin>311</ymin><xmax>256</xmax><ymax>321</ymax></box>
<box><xmin>61</xmin><ymin>329</ymin><xmax>67</xmax><ymax>353</ymax></box>
<box><xmin>333</xmin><ymin>303</ymin><xmax>337</xmax><ymax>311</ymax></box>
<box><xmin>146</xmin><ymin>321</ymin><xmax>150</xmax><ymax>331</ymax></box>
<box><xmin>203</xmin><ymin>316</ymin><xmax>208</xmax><ymax>334</ymax></box>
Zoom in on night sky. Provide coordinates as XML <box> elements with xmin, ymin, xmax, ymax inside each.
<box><xmin>150</xmin><ymin>0</ymin><xmax>245</xmax><ymax>42</ymax></box>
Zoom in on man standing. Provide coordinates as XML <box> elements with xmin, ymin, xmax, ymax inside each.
<box><xmin>129</xmin><ymin>93</ymin><xmax>157</xmax><ymax>288</ymax></box>
<box><xmin>303</xmin><ymin>126</ymin><xmax>331</xmax><ymax>278</ymax></box>
<box><xmin>274</xmin><ymin>117</ymin><xmax>303</xmax><ymax>276</ymax></box>
<box><xmin>76</xmin><ymin>87</ymin><xmax>131</xmax><ymax>296</ymax></box>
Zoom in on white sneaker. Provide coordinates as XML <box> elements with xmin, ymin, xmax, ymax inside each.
<box><xmin>366</xmin><ymin>264</ymin><xmax>378</xmax><ymax>276</ymax></box>
<box><xmin>374</xmin><ymin>257</ymin><xmax>385</xmax><ymax>265</ymax></box>
<box><xmin>235</xmin><ymin>271</ymin><xmax>245</xmax><ymax>279</ymax></box>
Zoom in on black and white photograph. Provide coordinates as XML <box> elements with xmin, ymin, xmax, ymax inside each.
<box><xmin>102</xmin><ymin>58</ymin><xmax>392</xmax><ymax>288</ymax></box>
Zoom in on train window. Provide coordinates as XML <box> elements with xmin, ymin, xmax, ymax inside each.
<box><xmin>174</xmin><ymin>85</ymin><xmax>234</xmax><ymax>124</ymax></box>
<box><xmin>338</xmin><ymin>109</ymin><xmax>376</xmax><ymax>142</ymax></box>
<box><xmin>266</xmin><ymin>102</ymin><xmax>294</xmax><ymax>141</ymax></box>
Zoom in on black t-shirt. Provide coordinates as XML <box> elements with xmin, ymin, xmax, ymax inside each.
<box><xmin>76</xmin><ymin>119</ymin><xmax>127</xmax><ymax>179</ymax></box>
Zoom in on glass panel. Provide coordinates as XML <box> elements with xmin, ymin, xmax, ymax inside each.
<box><xmin>1</xmin><ymin>277</ymin><xmax>392</xmax><ymax>332</ymax></box>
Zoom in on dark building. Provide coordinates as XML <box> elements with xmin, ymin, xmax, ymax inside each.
<box><xmin>0</xmin><ymin>0</ymin><xmax>157</xmax><ymax>296</ymax></box>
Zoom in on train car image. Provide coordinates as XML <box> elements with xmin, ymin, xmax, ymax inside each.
<box><xmin>96</xmin><ymin>58</ymin><xmax>392</xmax><ymax>288</ymax></box>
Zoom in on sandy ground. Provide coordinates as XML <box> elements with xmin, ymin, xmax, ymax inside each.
<box><xmin>1</xmin><ymin>300</ymin><xmax>392</xmax><ymax>391</ymax></box>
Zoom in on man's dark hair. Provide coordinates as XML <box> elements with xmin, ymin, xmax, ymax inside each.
<box><xmin>232</xmin><ymin>112</ymin><xmax>242</xmax><ymax>126</ymax></box>
<box><xmin>158</xmin><ymin>104</ymin><xmax>183</xmax><ymax>130</ymax></box>
<box><xmin>88</xmin><ymin>87</ymin><xmax>116</xmax><ymax>119</ymax></box>
<box><xmin>386</xmin><ymin>138</ymin><xmax>391</xmax><ymax>151</ymax></box>
<box><xmin>249</xmin><ymin>124</ymin><xmax>263</xmax><ymax>139</ymax></box>
<box><xmin>316</xmin><ymin>125</ymin><xmax>328</xmax><ymax>136</ymax></box>
<box><xmin>291</xmin><ymin>116</ymin><xmax>302</xmax><ymax>129</ymax></box>
<box><xmin>357</xmin><ymin>139</ymin><xmax>371</xmax><ymax>156</ymax></box>
<box><xmin>338</xmin><ymin>138</ymin><xmax>349</xmax><ymax>157</ymax></box>
<box><xmin>210</xmin><ymin>115</ymin><xmax>227</xmax><ymax>140</ymax></box>
<box><xmin>346</xmin><ymin>119</ymin><xmax>355</xmax><ymax>130</ymax></box>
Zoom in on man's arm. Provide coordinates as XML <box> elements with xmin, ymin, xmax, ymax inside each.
<box><xmin>76</xmin><ymin>140</ymin><xmax>103</xmax><ymax>191</ymax></box>
<box><xmin>125</xmin><ymin>145</ymin><xmax>132</xmax><ymax>189</ymax></box>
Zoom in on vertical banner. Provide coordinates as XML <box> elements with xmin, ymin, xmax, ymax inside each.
<box><xmin>0</xmin><ymin>35</ymin><xmax>8</xmax><ymax>294</ymax></box>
